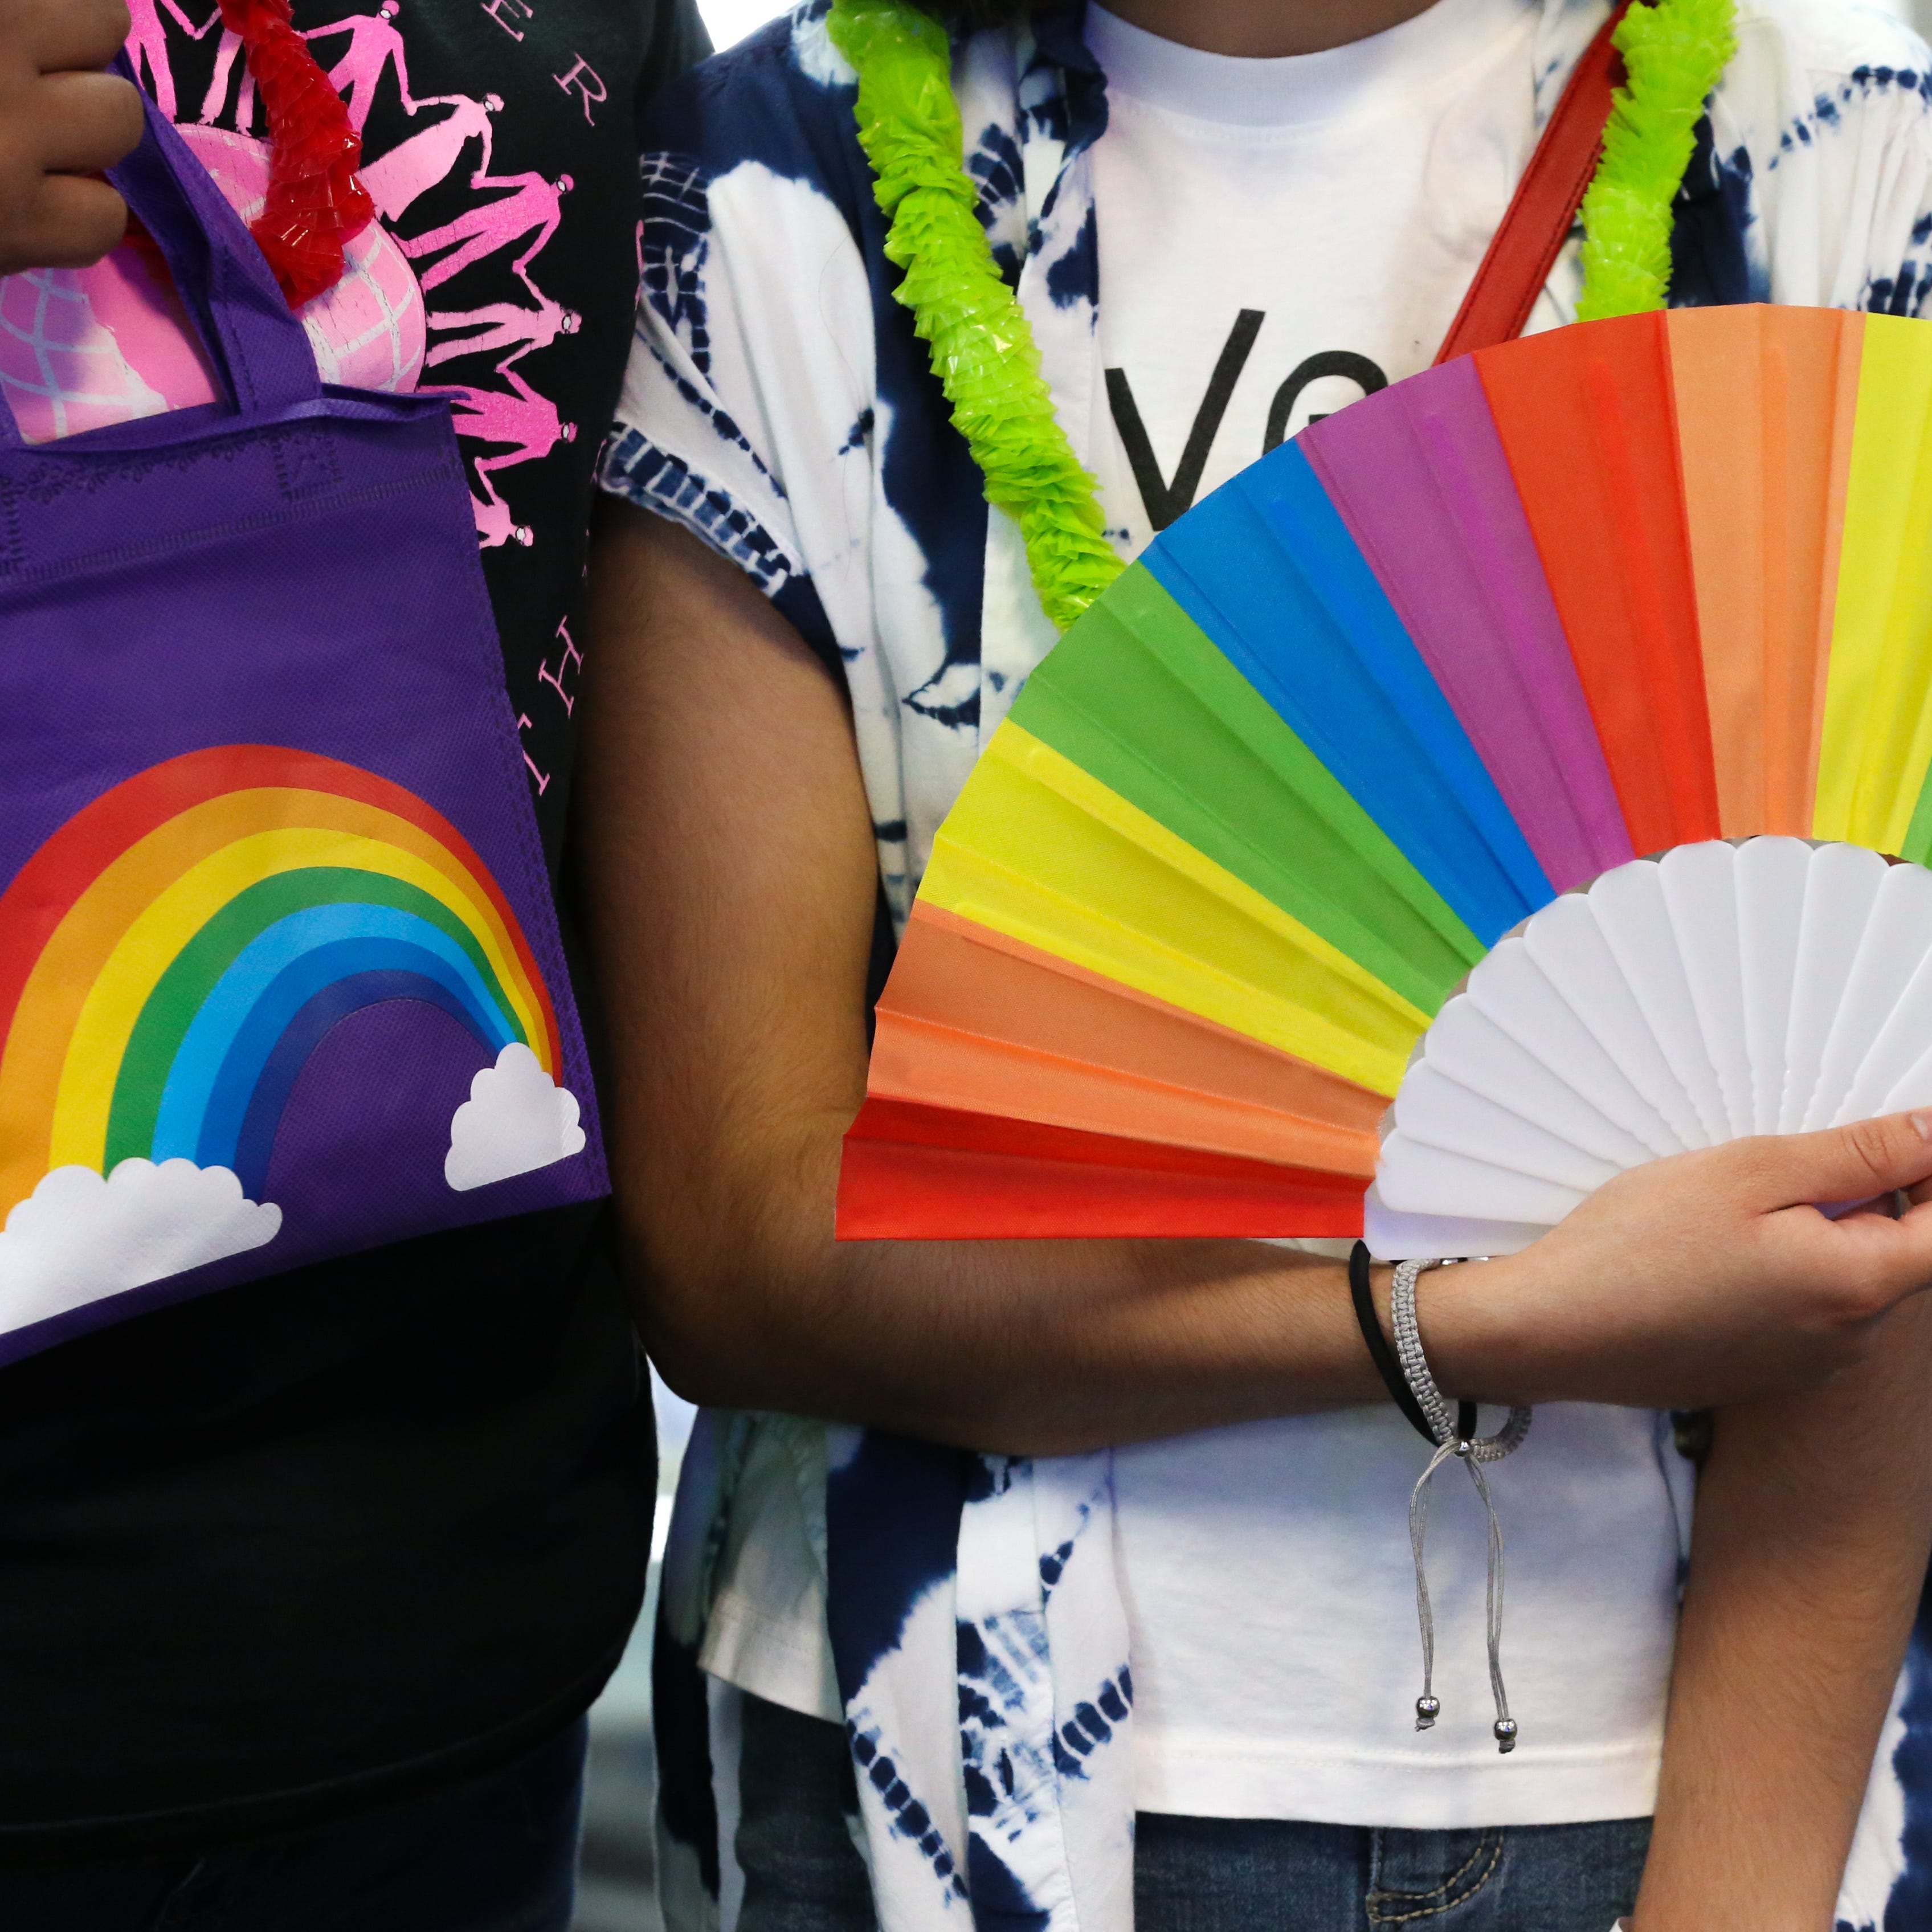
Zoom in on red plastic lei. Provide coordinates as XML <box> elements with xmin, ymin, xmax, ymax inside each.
<box><xmin>218</xmin><ymin>0</ymin><xmax>373</xmax><ymax>308</ymax></box>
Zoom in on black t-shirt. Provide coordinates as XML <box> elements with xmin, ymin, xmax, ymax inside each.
<box><xmin>0</xmin><ymin>0</ymin><xmax>704</xmax><ymax>1856</ymax></box>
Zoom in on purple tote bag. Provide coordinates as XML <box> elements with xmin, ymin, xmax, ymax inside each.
<box><xmin>0</xmin><ymin>82</ymin><xmax>606</xmax><ymax>1365</ymax></box>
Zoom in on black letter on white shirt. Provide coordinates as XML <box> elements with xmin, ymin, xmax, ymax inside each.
<box><xmin>1106</xmin><ymin>308</ymin><xmax>1264</xmax><ymax>533</ymax></box>
<box><xmin>1263</xmin><ymin>350</ymin><xmax>1388</xmax><ymax>450</ymax></box>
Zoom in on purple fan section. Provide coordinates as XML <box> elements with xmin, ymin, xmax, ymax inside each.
<box><xmin>1301</xmin><ymin>358</ymin><xmax>1633</xmax><ymax>893</ymax></box>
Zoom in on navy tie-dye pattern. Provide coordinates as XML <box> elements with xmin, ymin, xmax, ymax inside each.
<box><xmin>1029</xmin><ymin>5</ymin><xmax>1108</xmax><ymax>157</ymax></box>
<box><xmin>603</xmin><ymin>416</ymin><xmax>797</xmax><ymax>593</ymax></box>
<box><xmin>970</xmin><ymin>125</ymin><xmax>1027</xmax><ymax>228</ymax></box>
<box><xmin>1874</xmin><ymin>1614</ymin><xmax>1932</xmax><ymax>1931</ymax></box>
<box><xmin>1868</xmin><ymin>203</ymin><xmax>1932</xmax><ymax>317</ymax></box>
<box><xmin>826</xmin><ymin>1431</ymin><xmax>975</xmax><ymax>1915</ymax></box>
<box><xmin>1778</xmin><ymin>64</ymin><xmax>1932</xmax><ymax>161</ymax></box>
<box><xmin>603</xmin><ymin>5</ymin><xmax>1932</xmax><ymax>1928</ymax></box>
<box><xmin>969</xmin><ymin>126</ymin><xmax>1028</xmax><ymax>287</ymax></box>
<box><xmin>1669</xmin><ymin>120</ymin><xmax>1762</xmax><ymax>307</ymax></box>
<box><xmin>1045</xmin><ymin>201</ymin><xmax>1099</xmax><ymax>309</ymax></box>
<box><xmin>851</xmin><ymin>1721</ymin><xmax>972</xmax><ymax>1902</ymax></box>
<box><xmin>640</xmin><ymin>152</ymin><xmax>714</xmax><ymax>375</ymax></box>
<box><xmin>827</xmin><ymin>1433</ymin><xmax>971</xmax><ymax>1703</ymax></box>
<box><xmin>611</xmin><ymin>1</ymin><xmax>991</xmax><ymax>734</ymax></box>
<box><xmin>1876</xmin><ymin>1596</ymin><xmax>1932</xmax><ymax>1930</ymax></box>
<box><xmin>950</xmin><ymin>1452</ymin><xmax>1135</xmax><ymax>1932</ymax></box>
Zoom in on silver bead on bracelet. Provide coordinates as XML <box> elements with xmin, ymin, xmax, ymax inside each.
<box><xmin>1390</xmin><ymin>1257</ymin><xmax>1532</xmax><ymax>1755</ymax></box>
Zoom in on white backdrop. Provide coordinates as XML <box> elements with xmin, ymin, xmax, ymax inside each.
<box><xmin>699</xmin><ymin>0</ymin><xmax>790</xmax><ymax>48</ymax></box>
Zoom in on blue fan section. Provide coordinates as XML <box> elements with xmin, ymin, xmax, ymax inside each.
<box><xmin>1141</xmin><ymin>442</ymin><xmax>1553</xmax><ymax>946</ymax></box>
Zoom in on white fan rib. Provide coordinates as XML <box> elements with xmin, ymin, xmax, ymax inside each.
<box><xmin>1780</xmin><ymin>844</ymin><xmax>1888</xmax><ymax>1132</ymax></box>
<box><xmin>1523</xmin><ymin>893</ymin><xmax>1702</xmax><ymax>1150</ymax></box>
<box><xmin>1736</xmin><ymin>837</ymin><xmax>1812</xmax><ymax>1133</ymax></box>
<box><xmin>1420</xmin><ymin>990</ymin><xmax>1655</xmax><ymax>1168</ymax></box>
<box><xmin>1361</xmin><ymin>1183</ymin><xmax>1547</xmax><ymax>1261</ymax></box>
<box><xmin>1880</xmin><ymin>1036</ymin><xmax>1932</xmax><ymax>1116</ymax></box>
<box><xmin>1393</xmin><ymin>1061</ymin><xmax>1622</xmax><ymax>1193</ymax></box>
<box><xmin>1660</xmin><ymin>843</ymin><xmax>1755</xmax><ymax>1135</ymax></box>
<box><xmin>1587</xmin><ymin>863</ymin><xmax>1730</xmax><ymax>1145</ymax></box>
<box><xmin>1374</xmin><ymin>1129</ymin><xmax>1587</xmax><ymax>1224</ymax></box>
<box><xmin>1815</xmin><ymin>861</ymin><xmax>1932</xmax><ymax>1127</ymax></box>
<box><xmin>1460</xmin><ymin>938</ymin><xmax>1680</xmax><ymax>1158</ymax></box>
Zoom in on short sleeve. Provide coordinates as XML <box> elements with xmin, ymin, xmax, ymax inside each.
<box><xmin>599</xmin><ymin>154</ymin><xmax>816</xmax><ymax>598</ymax></box>
<box><xmin>597</xmin><ymin>27</ymin><xmax>882</xmax><ymax>619</ymax></box>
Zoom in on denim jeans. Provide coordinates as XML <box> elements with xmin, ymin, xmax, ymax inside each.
<box><xmin>1134</xmin><ymin>1812</ymin><xmax>1650</xmax><ymax>1930</ymax></box>
<box><xmin>0</xmin><ymin>1718</ymin><xmax>587</xmax><ymax>1932</ymax></box>
<box><xmin>733</xmin><ymin>1694</ymin><xmax>1651</xmax><ymax>1932</ymax></box>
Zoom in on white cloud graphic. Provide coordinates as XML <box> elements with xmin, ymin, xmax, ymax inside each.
<box><xmin>445</xmin><ymin>1043</ymin><xmax>586</xmax><ymax>1192</ymax></box>
<box><xmin>0</xmin><ymin>1160</ymin><xmax>281</xmax><ymax>1334</ymax></box>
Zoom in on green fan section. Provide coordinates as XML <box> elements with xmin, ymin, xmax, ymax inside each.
<box><xmin>1901</xmin><ymin>770</ymin><xmax>1932</xmax><ymax>867</ymax></box>
<box><xmin>1006</xmin><ymin>563</ymin><xmax>1482</xmax><ymax>1018</ymax></box>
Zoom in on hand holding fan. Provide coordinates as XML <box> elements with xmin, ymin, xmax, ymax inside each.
<box><xmin>838</xmin><ymin>305</ymin><xmax>1932</xmax><ymax>1258</ymax></box>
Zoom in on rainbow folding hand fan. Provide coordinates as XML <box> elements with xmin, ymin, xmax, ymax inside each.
<box><xmin>836</xmin><ymin>305</ymin><xmax>1932</xmax><ymax>1257</ymax></box>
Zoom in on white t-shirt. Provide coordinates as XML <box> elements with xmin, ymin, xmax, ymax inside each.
<box><xmin>1085</xmin><ymin>0</ymin><xmax>1539</xmax><ymax>548</ymax></box>
<box><xmin>1083</xmin><ymin>2</ymin><xmax>1689</xmax><ymax>1825</ymax></box>
<box><xmin>605</xmin><ymin>0</ymin><xmax>1932</xmax><ymax>1840</ymax></box>
<box><xmin>1114</xmin><ymin>1314</ymin><xmax>1692</xmax><ymax>1823</ymax></box>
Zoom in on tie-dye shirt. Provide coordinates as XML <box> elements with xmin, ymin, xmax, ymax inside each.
<box><xmin>602</xmin><ymin>2</ymin><xmax>1932</xmax><ymax>1926</ymax></box>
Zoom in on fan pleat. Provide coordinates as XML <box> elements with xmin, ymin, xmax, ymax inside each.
<box><xmin>1819</xmin><ymin>314</ymin><xmax>1932</xmax><ymax>858</ymax></box>
<box><xmin>1659</xmin><ymin>842</ymin><xmax>1755</xmax><ymax>1134</ymax></box>
<box><xmin>1779</xmin><ymin>843</ymin><xmax>1889</xmax><ymax>1130</ymax></box>
<box><xmin>1407</xmin><ymin>965</ymin><xmax>1660</xmax><ymax>1166</ymax></box>
<box><xmin>869</xmin><ymin>937</ymin><xmax>1380</xmax><ymax>1175</ymax></box>
<box><xmin>1475</xmin><ymin>313</ymin><xmax>1719</xmax><ymax>854</ymax></box>
<box><xmin>1734</xmin><ymin>835</ymin><xmax>1812</xmax><ymax>1132</ymax></box>
<box><xmin>1515</xmin><ymin>895</ymin><xmax>1702</xmax><ymax>1154</ymax></box>
<box><xmin>1669</xmin><ymin>307</ymin><xmax>1853</xmax><ymax>836</ymax></box>
<box><xmin>837</xmin><ymin>1097</ymin><xmax>1367</xmax><ymax>1240</ymax></box>
<box><xmin>1302</xmin><ymin>356</ymin><xmax>1629</xmax><ymax>892</ymax></box>
<box><xmin>886</xmin><ymin>907</ymin><xmax>1385</xmax><ymax>1141</ymax></box>
<box><xmin>1810</xmin><ymin>860</ymin><xmax>1932</xmax><ymax>1126</ymax></box>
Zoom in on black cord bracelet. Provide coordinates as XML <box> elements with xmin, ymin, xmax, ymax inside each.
<box><xmin>1347</xmin><ymin>1241</ymin><xmax>1476</xmax><ymax>1445</ymax></box>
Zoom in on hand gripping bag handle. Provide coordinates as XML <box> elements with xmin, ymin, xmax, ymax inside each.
<box><xmin>0</xmin><ymin>57</ymin><xmax>324</xmax><ymax>447</ymax></box>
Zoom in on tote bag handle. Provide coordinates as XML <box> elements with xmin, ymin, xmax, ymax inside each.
<box><xmin>0</xmin><ymin>58</ymin><xmax>325</xmax><ymax>448</ymax></box>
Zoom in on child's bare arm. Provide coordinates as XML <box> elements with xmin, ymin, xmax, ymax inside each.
<box><xmin>1633</xmin><ymin>1286</ymin><xmax>1932</xmax><ymax>1930</ymax></box>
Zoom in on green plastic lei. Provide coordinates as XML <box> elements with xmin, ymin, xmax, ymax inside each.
<box><xmin>827</xmin><ymin>0</ymin><xmax>1124</xmax><ymax>630</ymax></box>
<box><xmin>1576</xmin><ymin>0</ymin><xmax>1739</xmax><ymax>320</ymax></box>
<box><xmin>829</xmin><ymin>0</ymin><xmax>1738</xmax><ymax>632</ymax></box>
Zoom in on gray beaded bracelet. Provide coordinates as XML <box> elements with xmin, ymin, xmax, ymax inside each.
<box><xmin>1390</xmin><ymin>1258</ymin><xmax>1532</xmax><ymax>1755</ymax></box>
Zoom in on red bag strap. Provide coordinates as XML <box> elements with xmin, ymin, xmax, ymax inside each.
<box><xmin>1434</xmin><ymin>0</ymin><xmax>1634</xmax><ymax>363</ymax></box>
